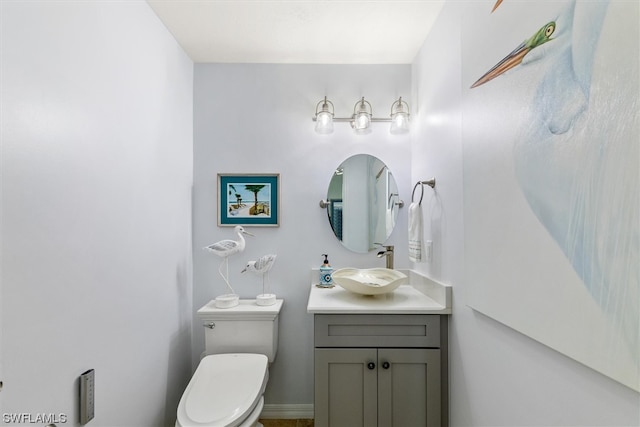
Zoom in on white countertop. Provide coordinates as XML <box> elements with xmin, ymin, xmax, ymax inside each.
<box><xmin>307</xmin><ymin>270</ymin><xmax>452</xmax><ymax>314</ymax></box>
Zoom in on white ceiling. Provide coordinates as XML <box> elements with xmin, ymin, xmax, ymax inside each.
<box><xmin>146</xmin><ymin>0</ymin><xmax>445</xmax><ymax>64</ymax></box>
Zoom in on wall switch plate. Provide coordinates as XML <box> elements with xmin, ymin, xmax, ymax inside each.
<box><xmin>80</xmin><ymin>369</ymin><xmax>95</xmax><ymax>424</ymax></box>
<box><xmin>426</xmin><ymin>240</ymin><xmax>433</xmax><ymax>263</ymax></box>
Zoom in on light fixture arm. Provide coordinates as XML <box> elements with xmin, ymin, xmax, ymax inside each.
<box><xmin>353</xmin><ymin>97</ymin><xmax>372</xmax><ymax>117</ymax></box>
<box><xmin>390</xmin><ymin>96</ymin><xmax>409</xmax><ymax>116</ymax></box>
<box><xmin>315</xmin><ymin>96</ymin><xmax>334</xmax><ymax>117</ymax></box>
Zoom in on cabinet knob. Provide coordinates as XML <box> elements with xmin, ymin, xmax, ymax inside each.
<box><xmin>367</xmin><ymin>362</ymin><xmax>376</xmax><ymax>370</ymax></box>
<box><xmin>382</xmin><ymin>361</ymin><xmax>390</xmax><ymax>369</ymax></box>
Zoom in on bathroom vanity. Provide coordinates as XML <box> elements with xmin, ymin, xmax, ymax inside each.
<box><xmin>307</xmin><ymin>270</ymin><xmax>451</xmax><ymax>427</ymax></box>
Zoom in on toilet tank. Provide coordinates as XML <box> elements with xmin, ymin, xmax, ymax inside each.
<box><xmin>197</xmin><ymin>299</ymin><xmax>283</xmax><ymax>362</ymax></box>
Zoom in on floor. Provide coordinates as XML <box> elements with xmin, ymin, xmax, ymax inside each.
<box><xmin>258</xmin><ymin>420</ymin><xmax>314</xmax><ymax>427</ymax></box>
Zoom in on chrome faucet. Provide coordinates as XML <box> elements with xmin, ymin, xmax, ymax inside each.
<box><xmin>376</xmin><ymin>244</ymin><xmax>395</xmax><ymax>269</ymax></box>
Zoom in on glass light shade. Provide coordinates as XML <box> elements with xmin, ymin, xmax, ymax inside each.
<box><xmin>315</xmin><ymin>110</ymin><xmax>334</xmax><ymax>134</ymax></box>
<box><xmin>315</xmin><ymin>97</ymin><xmax>334</xmax><ymax>135</ymax></box>
<box><xmin>390</xmin><ymin>97</ymin><xmax>410</xmax><ymax>134</ymax></box>
<box><xmin>352</xmin><ymin>97</ymin><xmax>372</xmax><ymax>134</ymax></box>
<box><xmin>390</xmin><ymin>111</ymin><xmax>410</xmax><ymax>134</ymax></box>
<box><xmin>354</xmin><ymin>111</ymin><xmax>371</xmax><ymax>134</ymax></box>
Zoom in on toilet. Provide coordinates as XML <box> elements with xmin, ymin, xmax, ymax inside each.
<box><xmin>176</xmin><ymin>299</ymin><xmax>283</xmax><ymax>427</ymax></box>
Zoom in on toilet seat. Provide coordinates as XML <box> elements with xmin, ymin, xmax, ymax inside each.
<box><xmin>176</xmin><ymin>354</ymin><xmax>268</xmax><ymax>427</ymax></box>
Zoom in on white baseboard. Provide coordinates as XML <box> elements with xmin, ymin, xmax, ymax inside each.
<box><xmin>260</xmin><ymin>403</ymin><xmax>314</xmax><ymax>419</ymax></box>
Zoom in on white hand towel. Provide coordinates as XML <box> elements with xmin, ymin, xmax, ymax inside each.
<box><xmin>408</xmin><ymin>202</ymin><xmax>424</xmax><ymax>262</ymax></box>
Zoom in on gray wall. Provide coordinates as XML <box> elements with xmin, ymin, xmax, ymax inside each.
<box><xmin>193</xmin><ymin>64</ymin><xmax>412</xmax><ymax>404</ymax></box>
<box><xmin>411</xmin><ymin>1</ymin><xmax>640</xmax><ymax>426</ymax></box>
<box><xmin>1</xmin><ymin>2</ymin><xmax>194</xmax><ymax>426</ymax></box>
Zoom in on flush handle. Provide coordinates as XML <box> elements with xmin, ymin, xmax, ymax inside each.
<box><xmin>367</xmin><ymin>362</ymin><xmax>376</xmax><ymax>370</ymax></box>
<box><xmin>203</xmin><ymin>322</ymin><xmax>216</xmax><ymax>329</ymax></box>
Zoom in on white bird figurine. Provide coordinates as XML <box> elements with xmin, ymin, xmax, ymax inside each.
<box><xmin>242</xmin><ymin>254</ymin><xmax>277</xmax><ymax>303</ymax></box>
<box><xmin>204</xmin><ymin>225</ymin><xmax>254</xmax><ymax>296</ymax></box>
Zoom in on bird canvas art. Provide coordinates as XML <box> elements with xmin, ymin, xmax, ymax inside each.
<box><xmin>462</xmin><ymin>0</ymin><xmax>638</xmax><ymax>391</ymax></box>
<box><xmin>470</xmin><ymin>21</ymin><xmax>556</xmax><ymax>88</ymax></box>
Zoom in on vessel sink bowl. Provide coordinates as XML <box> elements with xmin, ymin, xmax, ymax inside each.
<box><xmin>331</xmin><ymin>268</ymin><xmax>408</xmax><ymax>295</ymax></box>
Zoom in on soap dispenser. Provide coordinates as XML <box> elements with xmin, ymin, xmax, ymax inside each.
<box><xmin>319</xmin><ymin>254</ymin><xmax>333</xmax><ymax>287</ymax></box>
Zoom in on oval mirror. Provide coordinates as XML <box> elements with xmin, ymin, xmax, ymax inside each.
<box><xmin>326</xmin><ymin>154</ymin><xmax>400</xmax><ymax>253</ymax></box>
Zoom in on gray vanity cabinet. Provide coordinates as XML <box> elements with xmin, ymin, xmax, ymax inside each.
<box><xmin>313</xmin><ymin>314</ymin><xmax>447</xmax><ymax>427</ymax></box>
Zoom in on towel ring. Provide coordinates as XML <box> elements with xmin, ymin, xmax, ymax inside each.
<box><xmin>411</xmin><ymin>178</ymin><xmax>436</xmax><ymax>205</ymax></box>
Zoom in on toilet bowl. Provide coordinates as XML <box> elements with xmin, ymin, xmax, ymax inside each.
<box><xmin>176</xmin><ymin>299</ymin><xmax>283</xmax><ymax>427</ymax></box>
<box><xmin>176</xmin><ymin>354</ymin><xmax>268</xmax><ymax>427</ymax></box>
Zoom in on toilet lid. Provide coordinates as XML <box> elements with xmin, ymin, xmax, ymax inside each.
<box><xmin>177</xmin><ymin>354</ymin><xmax>268</xmax><ymax>427</ymax></box>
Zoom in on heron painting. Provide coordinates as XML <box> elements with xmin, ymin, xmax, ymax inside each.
<box><xmin>470</xmin><ymin>21</ymin><xmax>556</xmax><ymax>88</ymax></box>
<box><xmin>463</xmin><ymin>0</ymin><xmax>638</xmax><ymax>391</ymax></box>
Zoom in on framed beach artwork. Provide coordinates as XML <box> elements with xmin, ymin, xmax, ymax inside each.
<box><xmin>218</xmin><ymin>174</ymin><xmax>280</xmax><ymax>227</ymax></box>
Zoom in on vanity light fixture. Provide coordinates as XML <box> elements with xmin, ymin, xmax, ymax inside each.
<box><xmin>313</xmin><ymin>96</ymin><xmax>410</xmax><ymax>135</ymax></box>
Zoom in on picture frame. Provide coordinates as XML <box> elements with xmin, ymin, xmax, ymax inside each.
<box><xmin>218</xmin><ymin>173</ymin><xmax>280</xmax><ymax>227</ymax></box>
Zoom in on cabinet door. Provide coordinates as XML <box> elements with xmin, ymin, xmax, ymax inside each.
<box><xmin>377</xmin><ymin>348</ymin><xmax>441</xmax><ymax>427</ymax></box>
<box><xmin>315</xmin><ymin>348</ymin><xmax>378</xmax><ymax>427</ymax></box>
